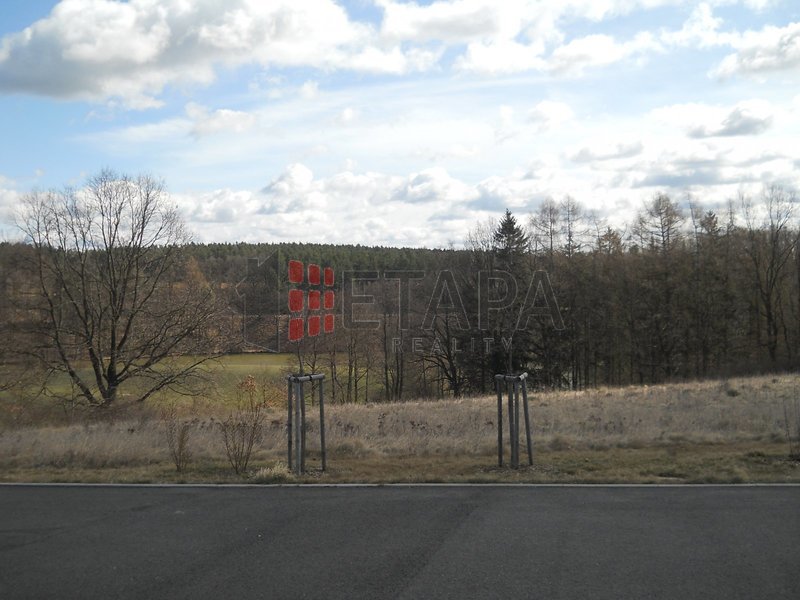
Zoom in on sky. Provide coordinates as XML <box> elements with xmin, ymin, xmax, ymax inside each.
<box><xmin>0</xmin><ymin>0</ymin><xmax>798</xmax><ymax>247</ymax></box>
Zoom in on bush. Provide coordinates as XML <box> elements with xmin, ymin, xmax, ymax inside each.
<box><xmin>218</xmin><ymin>376</ymin><xmax>266</xmax><ymax>475</ymax></box>
<box><xmin>161</xmin><ymin>405</ymin><xmax>195</xmax><ymax>473</ymax></box>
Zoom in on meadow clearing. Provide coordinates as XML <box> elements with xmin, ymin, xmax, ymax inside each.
<box><xmin>1</xmin><ymin>355</ymin><xmax>799</xmax><ymax>484</ymax></box>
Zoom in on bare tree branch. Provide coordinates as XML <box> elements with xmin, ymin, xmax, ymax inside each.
<box><xmin>16</xmin><ymin>169</ymin><xmax>219</xmax><ymax>407</ymax></box>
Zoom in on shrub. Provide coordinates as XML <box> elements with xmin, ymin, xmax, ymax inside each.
<box><xmin>161</xmin><ymin>405</ymin><xmax>195</xmax><ymax>473</ymax></box>
<box><xmin>218</xmin><ymin>376</ymin><xmax>266</xmax><ymax>475</ymax></box>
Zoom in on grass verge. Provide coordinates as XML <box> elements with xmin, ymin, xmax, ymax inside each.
<box><xmin>1</xmin><ymin>372</ymin><xmax>799</xmax><ymax>484</ymax></box>
<box><xmin>1</xmin><ymin>442</ymin><xmax>798</xmax><ymax>485</ymax></box>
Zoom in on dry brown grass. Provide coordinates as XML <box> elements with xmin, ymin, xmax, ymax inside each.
<box><xmin>1</xmin><ymin>373</ymin><xmax>798</xmax><ymax>483</ymax></box>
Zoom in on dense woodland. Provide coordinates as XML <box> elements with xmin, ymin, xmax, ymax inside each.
<box><xmin>2</xmin><ymin>184</ymin><xmax>799</xmax><ymax>403</ymax></box>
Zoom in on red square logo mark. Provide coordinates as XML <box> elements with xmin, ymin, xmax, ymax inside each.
<box><xmin>289</xmin><ymin>318</ymin><xmax>304</xmax><ymax>341</ymax></box>
<box><xmin>286</xmin><ymin>260</ymin><xmax>334</xmax><ymax>342</ymax></box>
<box><xmin>323</xmin><ymin>290</ymin><xmax>335</xmax><ymax>310</ymax></box>
<box><xmin>308</xmin><ymin>290</ymin><xmax>321</xmax><ymax>311</ymax></box>
<box><xmin>288</xmin><ymin>260</ymin><xmax>304</xmax><ymax>284</ymax></box>
<box><xmin>308</xmin><ymin>264</ymin><xmax>321</xmax><ymax>285</ymax></box>
<box><xmin>288</xmin><ymin>289</ymin><xmax>304</xmax><ymax>313</ymax></box>
<box><xmin>307</xmin><ymin>315</ymin><xmax>321</xmax><ymax>337</ymax></box>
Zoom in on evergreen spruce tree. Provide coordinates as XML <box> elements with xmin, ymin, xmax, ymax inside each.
<box><xmin>489</xmin><ymin>209</ymin><xmax>532</xmax><ymax>374</ymax></box>
<box><xmin>493</xmin><ymin>209</ymin><xmax>530</xmax><ymax>267</ymax></box>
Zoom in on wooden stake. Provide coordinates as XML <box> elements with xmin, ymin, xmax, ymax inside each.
<box><xmin>496</xmin><ymin>378</ymin><xmax>503</xmax><ymax>467</ymax></box>
<box><xmin>522</xmin><ymin>379</ymin><xmax>533</xmax><ymax>466</ymax></box>
<box><xmin>319</xmin><ymin>379</ymin><xmax>327</xmax><ymax>472</ymax></box>
<box><xmin>287</xmin><ymin>377</ymin><xmax>293</xmax><ymax>471</ymax></box>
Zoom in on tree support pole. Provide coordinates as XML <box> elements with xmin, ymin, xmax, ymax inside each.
<box><xmin>286</xmin><ymin>373</ymin><xmax>327</xmax><ymax>475</ymax></box>
<box><xmin>287</xmin><ymin>378</ymin><xmax>293</xmax><ymax>471</ymax></box>
<box><xmin>294</xmin><ymin>380</ymin><xmax>302</xmax><ymax>475</ymax></box>
<box><xmin>494</xmin><ymin>372</ymin><xmax>531</xmax><ymax>470</ymax></box>
<box><xmin>299</xmin><ymin>380</ymin><xmax>306</xmax><ymax>474</ymax></box>
<box><xmin>507</xmin><ymin>381</ymin><xmax>516</xmax><ymax>469</ymax></box>
<box><xmin>496</xmin><ymin>378</ymin><xmax>503</xmax><ymax>467</ymax></box>
<box><xmin>319</xmin><ymin>379</ymin><xmax>326</xmax><ymax>472</ymax></box>
<box><xmin>522</xmin><ymin>379</ymin><xmax>533</xmax><ymax>466</ymax></box>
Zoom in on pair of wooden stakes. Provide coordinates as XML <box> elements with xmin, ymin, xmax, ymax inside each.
<box><xmin>495</xmin><ymin>372</ymin><xmax>534</xmax><ymax>469</ymax></box>
<box><xmin>286</xmin><ymin>373</ymin><xmax>326</xmax><ymax>476</ymax></box>
<box><xmin>286</xmin><ymin>371</ymin><xmax>533</xmax><ymax>475</ymax></box>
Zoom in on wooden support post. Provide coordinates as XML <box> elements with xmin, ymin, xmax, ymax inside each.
<box><xmin>294</xmin><ymin>380</ymin><xmax>302</xmax><ymax>475</ymax></box>
<box><xmin>319</xmin><ymin>379</ymin><xmax>327</xmax><ymax>472</ymax></box>
<box><xmin>299</xmin><ymin>380</ymin><xmax>306</xmax><ymax>474</ymax></box>
<box><xmin>507</xmin><ymin>381</ymin><xmax>516</xmax><ymax>469</ymax></box>
<box><xmin>287</xmin><ymin>378</ymin><xmax>293</xmax><ymax>471</ymax></box>
<box><xmin>495</xmin><ymin>372</ymin><xmax>531</xmax><ymax>470</ymax></box>
<box><xmin>496</xmin><ymin>378</ymin><xmax>503</xmax><ymax>467</ymax></box>
<box><xmin>287</xmin><ymin>373</ymin><xmax>328</xmax><ymax>475</ymax></box>
<box><xmin>522</xmin><ymin>379</ymin><xmax>533</xmax><ymax>466</ymax></box>
<box><xmin>514</xmin><ymin>381</ymin><xmax>521</xmax><ymax>469</ymax></box>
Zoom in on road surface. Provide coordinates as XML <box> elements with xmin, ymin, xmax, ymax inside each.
<box><xmin>1</xmin><ymin>484</ymin><xmax>798</xmax><ymax>599</ymax></box>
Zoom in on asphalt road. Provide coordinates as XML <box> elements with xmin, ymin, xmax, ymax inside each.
<box><xmin>1</xmin><ymin>484</ymin><xmax>798</xmax><ymax>599</ymax></box>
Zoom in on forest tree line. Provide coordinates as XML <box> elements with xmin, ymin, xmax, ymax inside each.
<box><xmin>1</xmin><ymin>179</ymin><xmax>798</xmax><ymax>404</ymax></box>
<box><xmin>267</xmin><ymin>186</ymin><xmax>800</xmax><ymax>400</ymax></box>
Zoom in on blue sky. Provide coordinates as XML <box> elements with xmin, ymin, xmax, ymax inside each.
<box><xmin>1</xmin><ymin>0</ymin><xmax>799</xmax><ymax>246</ymax></box>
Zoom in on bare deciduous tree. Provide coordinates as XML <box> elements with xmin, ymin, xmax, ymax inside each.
<box><xmin>18</xmin><ymin>169</ymin><xmax>218</xmax><ymax>407</ymax></box>
<box><xmin>742</xmin><ymin>185</ymin><xmax>797</xmax><ymax>362</ymax></box>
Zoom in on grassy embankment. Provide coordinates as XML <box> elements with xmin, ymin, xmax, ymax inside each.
<box><xmin>1</xmin><ymin>355</ymin><xmax>799</xmax><ymax>484</ymax></box>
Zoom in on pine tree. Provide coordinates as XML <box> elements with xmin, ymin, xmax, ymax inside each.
<box><xmin>488</xmin><ymin>209</ymin><xmax>532</xmax><ymax>374</ymax></box>
<box><xmin>493</xmin><ymin>209</ymin><xmax>530</xmax><ymax>267</ymax></box>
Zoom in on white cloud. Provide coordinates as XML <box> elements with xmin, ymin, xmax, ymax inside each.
<box><xmin>549</xmin><ymin>31</ymin><xmax>661</xmax><ymax>74</ymax></box>
<box><xmin>471</xmin><ymin>175</ymin><xmax>546</xmax><ymax>212</ymax></box>
<box><xmin>528</xmin><ymin>100</ymin><xmax>574</xmax><ymax>131</ymax></box>
<box><xmin>173</xmin><ymin>188</ymin><xmax>259</xmax><ymax>224</ymax></box>
<box><xmin>569</xmin><ymin>140</ymin><xmax>644</xmax><ymax>162</ymax></box>
<box><xmin>494</xmin><ymin>105</ymin><xmax>517</xmax><ymax>143</ymax></box>
<box><xmin>1</xmin><ymin>0</ymin><xmax>721</xmax><ymax>109</ymax></box>
<box><xmin>447</xmin><ymin>2</ymin><xmax>800</xmax><ymax>78</ymax></box>
<box><xmin>689</xmin><ymin>105</ymin><xmax>773</xmax><ymax>137</ymax></box>
<box><xmin>83</xmin><ymin>117</ymin><xmax>192</xmax><ymax>146</ymax></box>
<box><xmin>261</xmin><ymin>163</ymin><xmax>316</xmax><ymax>213</ymax></box>
<box><xmin>0</xmin><ymin>0</ymin><xmax>433</xmax><ymax>108</ymax></box>
<box><xmin>391</xmin><ymin>166</ymin><xmax>477</xmax><ymax>204</ymax></box>
<box><xmin>652</xmin><ymin>100</ymin><xmax>775</xmax><ymax>138</ymax></box>
<box><xmin>173</xmin><ymin>163</ymin><xmax>487</xmax><ymax>246</ymax></box>
<box><xmin>456</xmin><ymin>39</ymin><xmax>546</xmax><ymax>74</ymax></box>
<box><xmin>347</xmin><ymin>46</ymin><xmax>408</xmax><ymax>74</ymax></box>
<box><xmin>186</xmin><ymin>103</ymin><xmax>257</xmax><ymax>137</ymax></box>
<box><xmin>0</xmin><ymin>180</ymin><xmax>21</xmax><ymax>238</ymax></box>
<box><xmin>336</xmin><ymin>107</ymin><xmax>359</xmax><ymax>125</ymax></box>
<box><xmin>629</xmin><ymin>146</ymin><xmax>739</xmax><ymax>188</ymax></box>
<box><xmin>661</xmin><ymin>3</ymin><xmax>726</xmax><ymax>48</ymax></box>
<box><xmin>46</xmin><ymin>0</ymin><xmax>170</xmax><ymax>65</ymax></box>
<box><xmin>378</xmin><ymin>0</ymin><xmax>532</xmax><ymax>43</ymax></box>
<box><xmin>712</xmin><ymin>21</ymin><xmax>800</xmax><ymax>77</ymax></box>
<box><xmin>437</xmin><ymin>144</ymin><xmax>480</xmax><ymax>159</ymax></box>
<box><xmin>4</xmin><ymin>0</ymin><xmax>792</xmax><ymax>111</ymax></box>
<box><xmin>299</xmin><ymin>81</ymin><xmax>320</xmax><ymax>100</ymax></box>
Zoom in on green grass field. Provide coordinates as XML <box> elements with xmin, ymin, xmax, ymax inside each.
<box><xmin>210</xmin><ymin>352</ymin><xmax>295</xmax><ymax>373</ymax></box>
<box><xmin>0</xmin><ymin>353</ymin><xmax>297</xmax><ymax>422</ymax></box>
